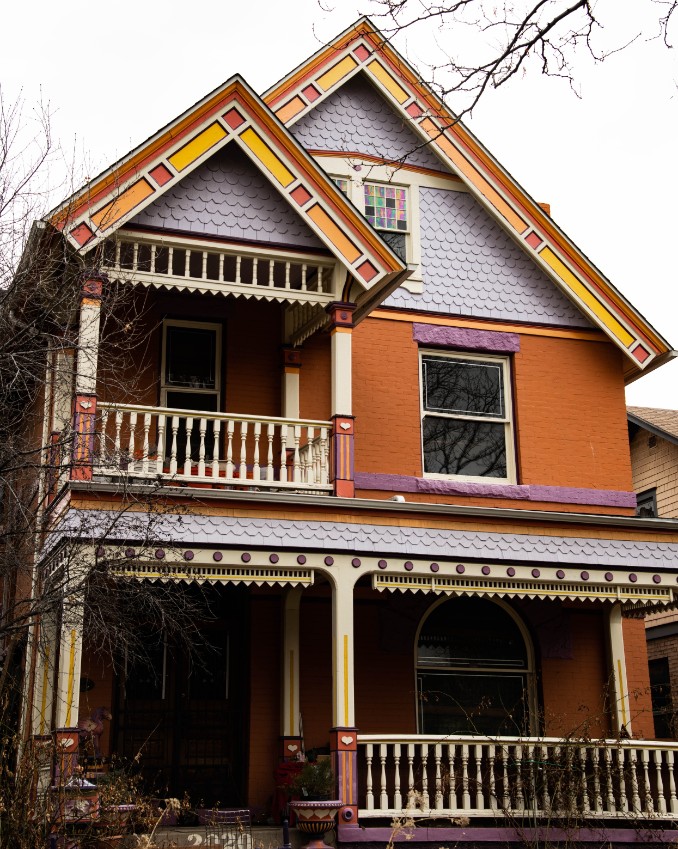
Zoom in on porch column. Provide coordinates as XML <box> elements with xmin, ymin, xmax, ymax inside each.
<box><xmin>330</xmin><ymin>571</ymin><xmax>358</xmax><ymax>821</ymax></box>
<box><xmin>49</xmin><ymin>348</ymin><xmax>75</xmax><ymax>501</ymax></box>
<box><xmin>30</xmin><ymin>614</ymin><xmax>58</xmax><ymax>737</ymax></box>
<box><xmin>327</xmin><ymin>302</ymin><xmax>355</xmax><ymax>498</ymax></box>
<box><xmin>608</xmin><ymin>602</ymin><xmax>632</xmax><ymax>736</ymax></box>
<box><xmin>281</xmin><ymin>347</ymin><xmax>301</xmax><ymax>420</ymax></box>
<box><xmin>281</xmin><ymin>587</ymin><xmax>303</xmax><ymax>759</ymax></box>
<box><xmin>54</xmin><ymin>589</ymin><xmax>85</xmax><ymax>779</ymax></box>
<box><xmin>71</xmin><ymin>271</ymin><xmax>106</xmax><ymax>481</ymax></box>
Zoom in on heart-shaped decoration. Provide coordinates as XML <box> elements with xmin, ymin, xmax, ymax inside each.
<box><xmin>80</xmin><ymin>401</ymin><xmax>92</xmax><ymax>410</ymax></box>
<box><xmin>59</xmin><ymin>737</ymin><xmax>76</xmax><ymax>748</ymax></box>
<box><xmin>340</xmin><ymin>422</ymin><xmax>351</xmax><ymax>431</ymax></box>
<box><xmin>287</xmin><ymin>744</ymin><xmax>298</xmax><ymax>752</ymax></box>
<box><xmin>341</xmin><ymin>735</ymin><xmax>354</xmax><ymax>745</ymax></box>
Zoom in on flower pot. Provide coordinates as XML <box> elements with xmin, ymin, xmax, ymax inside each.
<box><xmin>289</xmin><ymin>800</ymin><xmax>342</xmax><ymax>849</ymax></box>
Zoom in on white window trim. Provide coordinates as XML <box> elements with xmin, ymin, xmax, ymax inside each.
<box><xmin>320</xmin><ymin>156</ymin><xmax>470</xmax><ymax>296</ymax></box>
<box><xmin>161</xmin><ymin>319</ymin><xmax>223</xmax><ymax>410</ymax></box>
<box><xmin>419</xmin><ymin>349</ymin><xmax>516</xmax><ymax>484</ymax></box>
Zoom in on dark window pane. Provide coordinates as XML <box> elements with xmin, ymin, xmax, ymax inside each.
<box><xmin>380</xmin><ymin>231</ymin><xmax>407</xmax><ymax>261</ymax></box>
<box><xmin>423</xmin><ymin>357</ymin><xmax>504</xmax><ymax>417</ymax></box>
<box><xmin>166</xmin><ymin>327</ymin><xmax>217</xmax><ymax>388</ymax></box>
<box><xmin>423</xmin><ymin>416</ymin><xmax>506</xmax><ymax>477</ymax></box>
<box><xmin>637</xmin><ymin>488</ymin><xmax>657</xmax><ymax>518</ymax></box>
<box><xmin>418</xmin><ymin>597</ymin><xmax>527</xmax><ymax>668</ymax></box>
<box><xmin>419</xmin><ymin>672</ymin><xmax>528</xmax><ymax>736</ymax></box>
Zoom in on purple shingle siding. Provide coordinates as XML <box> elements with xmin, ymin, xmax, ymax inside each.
<box><xmin>130</xmin><ymin>145</ymin><xmax>325</xmax><ymax>250</ymax></box>
<box><xmin>385</xmin><ymin>186</ymin><xmax>592</xmax><ymax>327</ymax></box>
<box><xmin>290</xmin><ymin>74</ymin><xmax>446</xmax><ymax>171</ymax></box>
<box><xmin>54</xmin><ymin>510</ymin><xmax>678</xmax><ymax>570</ymax></box>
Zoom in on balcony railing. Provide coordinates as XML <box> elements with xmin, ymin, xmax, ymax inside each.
<box><xmin>358</xmin><ymin>734</ymin><xmax>678</xmax><ymax>820</ymax></box>
<box><xmin>95</xmin><ymin>403</ymin><xmax>332</xmax><ymax>492</ymax></box>
<box><xmin>102</xmin><ymin>235</ymin><xmax>337</xmax><ymax>305</ymax></box>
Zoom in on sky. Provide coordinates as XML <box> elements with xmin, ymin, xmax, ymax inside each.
<box><xmin>2</xmin><ymin>1</ymin><xmax>677</xmax><ymax>408</ymax></box>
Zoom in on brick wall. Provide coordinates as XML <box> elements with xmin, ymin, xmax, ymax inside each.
<box><xmin>352</xmin><ymin>315</ymin><xmax>634</xmax><ymax>499</ymax></box>
<box><xmin>630</xmin><ymin>430</ymin><xmax>678</xmax><ymax>518</ymax></box>
<box><xmin>623</xmin><ymin>616</ymin><xmax>655</xmax><ymax>738</ymax></box>
<box><xmin>248</xmin><ymin>593</ymin><xmax>282</xmax><ymax>811</ymax></box>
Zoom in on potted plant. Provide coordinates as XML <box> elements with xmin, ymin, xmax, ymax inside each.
<box><xmin>287</xmin><ymin>759</ymin><xmax>341</xmax><ymax>849</ymax></box>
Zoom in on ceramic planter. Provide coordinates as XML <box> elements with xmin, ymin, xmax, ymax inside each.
<box><xmin>289</xmin><ymin>800</ymin><xmax>342</xmax><ymax>849</ymax></box>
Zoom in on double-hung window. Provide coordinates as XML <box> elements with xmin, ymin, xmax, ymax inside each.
<box><xmin>332</xmin><ymin>176</ymin><xmax>410</xmax><ymax>263</ymax></box>
<box><xmin>421</xmin><ymin>352</ymin><xmax>515</xmax><ymax>481</ymax></box>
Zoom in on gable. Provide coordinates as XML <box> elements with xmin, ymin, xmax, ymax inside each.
<box><xmin>130</xmin><ymin>144</ymin><xmax>325</xmax><ymax>251</ymax></box>
<box><xmin>290</xmin><ymin>74</ymin><xmax>446</xmax><ymax>173</ymax></box>
<box><xmin>265</xmin><ymin>19</ymin><xmax>673</xmax><ymax>377</ymax></box>
<box><xmin>385</xmin><ymin>186</ymin><xmax>592</xmax><ymax>328</ymax></box>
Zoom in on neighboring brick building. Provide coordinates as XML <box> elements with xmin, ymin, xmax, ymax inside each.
<box><xmin>628</xmin><ymin>406</ymin><xmax>678</xmax><ymax>738</ymax></box>
<box><xmin>15</xmin><ymin>17</ymin><xmax>678</xmax><ymax>845</ymax></box>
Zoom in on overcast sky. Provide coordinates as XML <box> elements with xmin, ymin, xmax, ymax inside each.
<box><xmin>3</xmin><ymin>1</ymin><xmax>676</xmax><ymax>408</ymax></box>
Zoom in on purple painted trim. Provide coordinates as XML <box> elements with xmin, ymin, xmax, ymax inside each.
<box><xmin>413</xmin><ymin>323</ymin><xmax>520</xmax><ymax>353</ymax></box>
<box><xmin>355</xmin><ymin>472</ymin><xmax>637</xmax><ymax>508</ymax></box>
<box><xmin>338</xmin><ymin>825</ymin><xmax>678</xmax><ymax>844</ymax></box>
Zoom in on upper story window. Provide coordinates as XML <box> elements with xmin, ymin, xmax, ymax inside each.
<box><xmin>636</xmin><ymin>488</ymin><xmax>658</xmax><ymax>518</ymax></box>
<box><xmin>331</xmin><ymin>175</ymin><xmax>410</xmax><ymax>264</ymax></box>
<box><xmin>162</xmin><ymin>320</ymin><xmax>222</xmax><ymax>413</ymax></box>
<box><xmin>420</xmin><ymin>351</ymin><xmax>515</xmax><ymax>482</ymax></box>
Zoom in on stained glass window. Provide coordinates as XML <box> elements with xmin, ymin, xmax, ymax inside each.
<box><xmin>363</xmin><ymin>183</ymin><xmax>408</xmax><ymax>232</ymax></box>
<box><xmin>333</xmin><ymin>177</ymin><xmax>349</xmax><ymax>196</ymax></box>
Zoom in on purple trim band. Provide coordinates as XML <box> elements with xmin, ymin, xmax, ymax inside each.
<box><xmin>413</xmin><ymin>323</ymin><xmax>520</xmax><ymax>353</ymax></box>
<box><xmin>338</xmin><ymin>825</ymin><xmax>678</xmax><ymax>844</ymax></box>
<box><xmin>355</xmin><ymin>472</ymin><xmax>637</xmax><ymax>508</ymax></box>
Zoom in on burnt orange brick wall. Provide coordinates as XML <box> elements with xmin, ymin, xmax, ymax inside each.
<box><xmin>623</xmin><ymin>616</ymin><xmax>654</xmax><ymax>739</ymax></box>
<box><xmin>353</xmin><ymin>317</ymin><xmax>422</xmax><ymax>476</ymax></box>
<box><xmin>299</xmin><ymin>334</ymin><xmax>331</xmax><ymax>421</ymax></box>
<box><xmin>352</xmin><ymin>315</ymin><xmax>633</xmax><ymax>499</ymax></box>
<box><xmin>248</xmin><ymin>593</ymin><xmax>282</xmax><ymax>810</ymax></box>
<box><xmin>514</xmin><ymin>334</ymin><xmax>632</xmax><ymax>491</ymax></box>
<box><xmin>540</xmin><ymin>608</ymin><xmax>611</xmax><ymax>739</ymax></box>
<box><xmin>299</xmin><ymin>594</ymin><xmax>333</xmax><ymax>750</ymax></box>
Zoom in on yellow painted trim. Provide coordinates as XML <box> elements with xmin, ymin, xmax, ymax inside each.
<box><xmin>239</xmin><ymin>127</ymin><xmax>295</xmax><ymax>187</ymax></box>
<box><xmin>368</xmin><ymin>309</ymin><xmax>608</xmax><ymax>342</ymax></box>
<box><xmin>540</xmin><ymin>247</ymin><xmax>634</xmax><ymax>347</ymax></box>
<box><xmin>90</xmin><ymin>179</ymin><xmax>154</xmax><ymax>231</ymax></box>
<box><xmin>617</xmin><ymin>659</ymin><xmax>628</xmax><ymax>726</ymax></box>
<box><xmin>289</xmin><ymin>649</ymin><xmax>295</xmax><ymax>737</ymax></box>
<box><xmin>168</xmin><ymin>122</ymin><xmax>228</xmax><ymax>172</ymax></box>
<box><xmin>317</xmin><ymin>55</ymin><xmax>358</xmax><ymax>91</ymax></box>
<box><xmin>39</xmin><ymin>644</ymin><xmax>50</xmax><ymax>735</ymax></box>
<box><xmin>366</xmin><ymin>59</ymin><xmax>409</xmax><ymax>104</ymax></box>
<box><xmin>65</xmin><ymin>629</ymin><xmax>77</xmax><ymax>727</ymax></box>
<box><xmin>343</xmin><ymin>634</ymin><xmax>349</xmax><ymax>726</ymax></box>
<box><xmin>307</xmin><ymin>204</ymin><xmax>361</xmax><ymax>263</ymax></box>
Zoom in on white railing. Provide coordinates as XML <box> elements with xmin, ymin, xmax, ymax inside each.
<box><xmin>102</xmin><ymin>235</ymin><xmax>336</xmax><ymax>304</ymax></box>
<box><xmin>95</xmin><ymin>403</ymin><xmax>332</xmax><ymax>492</ymax></box>
<box><xmin>358</xmin><ymin>734</ymin><xmax>678</xmax><ymax>820</ymax></box>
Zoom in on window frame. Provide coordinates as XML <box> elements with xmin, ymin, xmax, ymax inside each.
<box><xmin>160</xmin><ymin>319</ymin><xmax>223</xmax><ymax>411</ymax></box>
<box><xmin>419</xmin><ymin>349</ymin><xmax>516</xmax><ymax>484</ymax></box>
<box><xmin>636</xmin><ymin>488</ymin><xmax>658</xmax><ymax>518</ymax></box>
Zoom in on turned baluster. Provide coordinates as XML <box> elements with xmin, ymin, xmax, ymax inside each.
<box><xmin>183</xmin><ymin>417</ymin><xmax>194</xmax><ymax>476</ymax></box>
<box><xmin>365</xmin><ymin>744</ymin><xmax>374</xmax><ymax>810</ymax></box>
<box><xmin>239</xmin><ymin>421</ymin><xmax>248</xmax><ymax>480</ymax></box>
<box><xmin>141</xmin><ymin>413</ymin><xmax>151</xmax><ymax>474</ymax></box>
<box><xmin>225</xmin><ymin>420</ymin><xmax>235</xmax><ymax>479</ymax></box>
<box><xmin>197</xmin><ymin>418</ymin><xmax>207</xmax><ymax>477</ymax></box>
<box><xmin>169</xmin><ymin>415</ymin><xmax>179</xmax><ymax>475</ymax></box>
<box><xmin>211</xmin><ymin>419</ymin><xmax>221</xmax><ymax>478</ymax></box>
<box><xmin>252</xmin><ymin>422</ymin><xmax>261</xmax><ymax>481</ymax></box>
<box><xmin>379</xmin><ymin>743</ymin><xmax>388</xmax><ymax>811</ymax></box>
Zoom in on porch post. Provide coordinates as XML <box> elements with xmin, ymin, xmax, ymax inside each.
<box><xmin>71</xmin><ymin>271</ymin><xmax>105</xmax><ymax>481</ymax></box>
<box><xmin>31</xmin><ymin>614</ymin><xmax>58</xmax><ymax>737</ymax></box>
<box><xmin>330</xmin><ymin>572</ymin><xmax>358</xmax><ymax>822</ymax></box>
<box><xmin>327</xmin><ymin>302</ymin><xmax>355</xmax><ymax>498</ymax></box>
<box><xmin>49</xmin><ymin>348</ymin><xmax>75</xmax><ymax>501</ymax></box>
<box><xmin>281</xmin><ymin>587</ymin><xmax>303</xmax><ymax>759</ymax></box>
<box><xmin>54</xmin><ymin>589</ymin><xmax>85</xmax><ymax>779</ymax></box>
<box><xmin>608</xmin><ymin>602</ymin><xmax>633</xmax><ymax>736</ymax></box>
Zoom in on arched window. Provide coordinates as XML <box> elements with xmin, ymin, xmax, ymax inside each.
<box><xmin>416</xmin><ymin>596</ymin><xmax>535</xmax><ymax>737</ymax></box>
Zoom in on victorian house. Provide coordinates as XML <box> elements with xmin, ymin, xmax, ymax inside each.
<box><xmin>20</xmin><ymin>18</ymin><xmax>678</xmax><ymax>845</ymax></box>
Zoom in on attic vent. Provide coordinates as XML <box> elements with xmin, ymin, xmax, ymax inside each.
<box><xmin>649</xmin><ymin>435</ymin><xmax>658</xmax><ymax>449</ymax></box>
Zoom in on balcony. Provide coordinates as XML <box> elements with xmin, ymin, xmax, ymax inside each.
<box><xmin>94</xmin><ymin>402</ymin><xmax>332</xmax><ymax>493</ymax></box>
<box><xmin>358</xmin><ymin>734</ymin><xmax>678</xmax><ymax>820</ymax></box>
